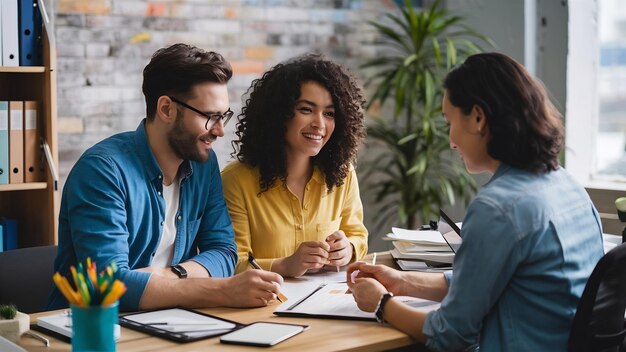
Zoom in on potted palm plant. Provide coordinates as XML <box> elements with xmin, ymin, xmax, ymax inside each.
<box><xmin>359</xmin><ymin>0</ymin><xmax>493</xmax><ymax>229</ymax></box>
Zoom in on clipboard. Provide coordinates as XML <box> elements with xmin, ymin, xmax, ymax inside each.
<box><xmin>119</xmin><ymin>308</ymin><xmax>244</xmax><ymax>343</ymax></box>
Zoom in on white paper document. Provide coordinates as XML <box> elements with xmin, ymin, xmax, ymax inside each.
<box><xmin>393</xmin><ymin>240</ymin><xmax>452</xmax><ymax>253</ymax></box>
<box><xmin>122</xmin><ymin>308</ymin><xmax>236</xmax><ymax>336</ymax></box>
<box><xmin>385</xmin><ymin>228</ymin><xmax>447</xmax><ymax>245</ymax></box>
<box><xmin>274</xmin><ymin>282</ymin><xmax>440</xmax><ymax>320</ymax></box>
<box><xmin>294</xmin><ymin>267</ymin><xmax>348</xmax><ymax>283</ymax></box>
<box><xmin>391</xmin><ymin>248</ymin><xmax>454</xmax><ymax>264</ymax></box>
<box><xmin>396</xmin><ymin>260</ymin><xmax>452</xmax><ymax>272</ymax></box>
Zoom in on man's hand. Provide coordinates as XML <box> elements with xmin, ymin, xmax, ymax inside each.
<box><xmin>221</xmin><ymin>270</ymin><xmax>284</xmax><ymax>307</ymax></box>
<box><xmin>325</xmin><ymin>230</ymin><xmax>353</xmax><ymax>268</ymax></box>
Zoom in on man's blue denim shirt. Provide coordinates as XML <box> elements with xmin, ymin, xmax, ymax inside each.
<box><xmin>48</xmin><ymin>120</ymin><xmax>236</xmax><ymax>311</ymax></box>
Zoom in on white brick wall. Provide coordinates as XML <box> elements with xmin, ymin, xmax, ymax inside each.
<box><xmin>54</xmin><ymin>0</ymin><xmax>388</xmax><ymax>241</ymax></box>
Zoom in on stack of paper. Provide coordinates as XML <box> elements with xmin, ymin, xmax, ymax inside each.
<box><xmin>384</xmin><ymin>227</ymin><xmax>454</xmax><ymax>269</ymax></box>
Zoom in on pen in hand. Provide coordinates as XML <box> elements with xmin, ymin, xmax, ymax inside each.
<box><xmin>350</xmin><ymin>252</ymin><xmax>376</xmax><ymax>284</ymax></box>
<box><xmin>248</xmin><ymin>252</ymin><xmax>288</xmax><ymax>303</ymax></box>
<box><xmin>346</xmin><ymin>252</ymin><xmax>378</xmax><ymax>294</ymax></box>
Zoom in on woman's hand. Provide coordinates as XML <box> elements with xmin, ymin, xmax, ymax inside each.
<box><xmin>349</xmin><ymin>277</ymin><xmax>388</xmax><ymax>312</ymax></box>
<box><xmin>273</xmin><ymin>241</ymin><xmax>330</xmax><ymax>277</ymax></box>
<box><xmin>346</xmin><ymin>262</ymin><xmax>408</xmax><ymax>296</ymax></box>
<box><xmin>325</xmin><ymin>230</ymin><xmax>353</xmax><ymax>268</ymax></box>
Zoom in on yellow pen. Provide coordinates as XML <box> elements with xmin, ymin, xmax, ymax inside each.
<box><xmin>53</xmin><ymin>273</ymin><xmax>81</xmax><ymax>305</ymax></box>
<box><xmin>102</xmin><ymin>281</ymin><xmax>126</xmax><ymax>305</ymax></box>
<box><xmin>77</xmin><ymin>273</ymin><xmax>91</xmax><ymax>306</ymax></box>
<box><xmin>52</xmin><ymin>273</ymin><xmax>73</xmax><ymax>304</ymax></box>
<box><xmin>70</xmin><ymin>266</ymin><xmax>79</xmax><ymax>290</ymax></box>
<box><xmin>61</xmin><ymin>276</ymin><xmax>82</xmax><ymax>305</ymax></box>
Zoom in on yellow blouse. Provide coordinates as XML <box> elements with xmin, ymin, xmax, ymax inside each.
<box><xmin>221</xmin><ymin>161</ymin><xmax>368</xmax><ymax>273</ymax></box>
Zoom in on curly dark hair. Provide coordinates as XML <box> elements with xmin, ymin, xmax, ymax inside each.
<box><xmin>232</xmin><ymin>54</ymin><xmax>366</xmax><ymax>193</ymax></box>
<box><xmin>443</xmin><ymin>52</ymin><xmax>564</xmax><ymax>173</ymax></box>
<box><xmin>143</xmin><ymin>43</ymin><xmax>232</xmax><ymax>119</ymax></box>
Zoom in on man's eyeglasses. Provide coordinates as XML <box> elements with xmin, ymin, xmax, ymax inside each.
<box><xmin>169</xmin><ymin>96</ymin><xmax>233</xmax><ymax>130</ymax></box>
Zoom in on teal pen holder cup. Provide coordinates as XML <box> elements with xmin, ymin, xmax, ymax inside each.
<box><xmin>71</xmin><ymin>302</ymin><xmax>118</xmax><ymax>352</ymax></box>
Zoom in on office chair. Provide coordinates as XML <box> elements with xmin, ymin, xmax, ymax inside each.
<box><xmin>0</xmin><ymin>245</ymin><xmax>57</xmax><ymax>313</ymax></box>
<box><xmin>568</xmin><ymin>242</ymin><xmax>626</xmax><ymax>352</ymax></box>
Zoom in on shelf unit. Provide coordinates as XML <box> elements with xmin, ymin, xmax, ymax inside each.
<box><xmin>0</xmin><ymin>21</ymin><xmax>58</xmax><ymax>248</ymax></box>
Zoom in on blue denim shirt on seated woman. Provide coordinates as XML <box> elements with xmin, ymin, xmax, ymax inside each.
<box><xmin>423</xmin><ymin>163</ymin><xmax>604</xmax><ymax>351</ymax></box>
<box><xmin>48</xmin><ymin>119</ymin><xmax>236</xmax><ymax>311</ymax></box>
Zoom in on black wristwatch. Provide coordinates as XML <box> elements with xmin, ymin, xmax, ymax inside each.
<box><xmin>171</xmin><ymin>264</ymin><xmax>188</xmax><ymax>279</ymax></box>
<box><xmin>375</xmin><ymin>292</ymin><xmax>394</xmax><ymax>324</ymax></box>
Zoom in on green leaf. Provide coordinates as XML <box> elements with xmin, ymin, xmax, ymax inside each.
<box><xmin>446</xmin><ymin>38</ymin><xmax>457</xmax><ymax>69</ymax></box>
<box><xmin>431</xmin><ymin>37</ymin><xmax>441</xmax><ymax>65</ymax></box>
<box><xmin>398</xmin><ymin>133</ymin><xmax>418</xmax><ymax>145</ymax></box>
<box><xmin>359</xmin><ymin>0</ymin><xmax>490</xmax><ymax>228</ymax></box>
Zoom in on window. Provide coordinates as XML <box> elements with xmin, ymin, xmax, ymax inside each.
<box><xmin>597</xmin><ymin>0</ymin><xmax>626</xmax><ymax>181</ymax></box>
<box><xmin>566</xmin><ymin>0</ymin><xmax>626</xmax><ymax>190</ymax></box>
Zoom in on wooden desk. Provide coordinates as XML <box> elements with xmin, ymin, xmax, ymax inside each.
<box><xmin>19</xmin><ymin>253</ymin><xmax>424</xmax><ymax>351</ymax></box>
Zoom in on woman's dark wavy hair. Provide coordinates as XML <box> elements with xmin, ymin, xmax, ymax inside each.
<box><xmin>232</xmin><ymin>53</ymin><xmax>366</xmax><ymax>193</ymax></box>
<box><xmin>443</xmin><ymin>52</ymin><xmax>564</xmax><ymax>173</ymax></box>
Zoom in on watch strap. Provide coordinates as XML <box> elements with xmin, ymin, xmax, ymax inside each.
<box><xmin>171</xmin><ymin>264</ymin><xmax>188</xmax><ymax>279</ymax></box>
<box><xmin>375</xmin><ymin>292</ymin><xmax>394</xmax><ymax>324</ymax></box>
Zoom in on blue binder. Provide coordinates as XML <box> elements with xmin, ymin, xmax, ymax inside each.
<box><xmin>18</xmin><ymin>0</ymin><xmax>43</xmax><ymax>66</ymax></box>
<box><xmin>0</xmin><ymin>101</ymin><xmax>8</xmax><ymax>185</ymax></box>
<box><xmin>0</xmin><ymin>218</ymin><xmax>17</xmax><ymax>251</ymax></box>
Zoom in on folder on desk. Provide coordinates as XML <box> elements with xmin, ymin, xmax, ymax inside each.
<box><xmin>0</xmin><ymin>102</ymin><xmax>8</xmax><ymax>185</ymax></box>
<box><xmin>8</xmin><ymin>101</ymin><xmax>24</xmax><ymax>183</ymax></box>
<box><xmin>18</xmin><ymin>0</ymin><xmax>43</xmax><ymax>66</ymax></box>
<box><xmin>1</xmin><ymin>0</ymin><xmax>20</xmax><ymax>66</ymax></box>
<box><xmin>23</xmin><ymin>101</ymin><xmax>41</xmax><ymax>182</ymax></box>
<box><xmin>274</xmin><ymin>282</ymin><xmax>440</xmax><ymax>321</ymax></box>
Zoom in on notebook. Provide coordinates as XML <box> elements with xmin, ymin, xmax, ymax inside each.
<box><xmin>32</xmin><ymin>311</ymin><xmax>121</xmax><ymax>343</ymax></box>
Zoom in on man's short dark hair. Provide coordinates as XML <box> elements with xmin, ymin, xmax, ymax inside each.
<box><xmin>142</xmin><ymin>43</ymin><xmax>232</xmax><ymax>119</ymax></box>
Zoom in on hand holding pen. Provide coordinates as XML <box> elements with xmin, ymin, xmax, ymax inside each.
<box><xmin>248</xmin><ymin>253</ymin><xmax>289</xmax><ymax>303</ymax></box>
<box><xmin>346</xmin><ymin>253</ymin><xmax>409</xmax><ymax>296</ymax></box>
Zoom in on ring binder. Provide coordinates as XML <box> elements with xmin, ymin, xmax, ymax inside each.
<box><xmin>40</xmin><ymin>138</ymin><xmax>57</xmax><ymax>190</ymax></box>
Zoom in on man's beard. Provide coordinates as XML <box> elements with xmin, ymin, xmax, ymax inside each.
<box><xmin>167</xmin><ymin>112</ymin><xmax>212</xmax><ymax>163</ymax></box>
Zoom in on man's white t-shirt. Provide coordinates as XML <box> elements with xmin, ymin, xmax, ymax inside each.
<box><xmin>151</xmin><ymin>178</ymin><xmax>180</xmax><ymax>268</ymax></box>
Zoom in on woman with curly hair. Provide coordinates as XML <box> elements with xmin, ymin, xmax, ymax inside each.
<box><xmin>222</xmin><ymin>54</ymin><xmax>368</xmax><ymax>276</ymax></box>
